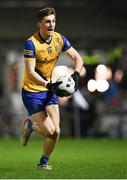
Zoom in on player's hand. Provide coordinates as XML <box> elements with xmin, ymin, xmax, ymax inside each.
<box><xmin>71</xmin><ymin>71</ymin><xmax>80</xmax><ymax>90</ymax></box>
<box><xmin>46</xmin><ymin>81</ymin><xmax>62</xmax><ymax>92</ymax></box>
<box><xmin>46</xmin><ymin>82</ymin><xmax>69</xmax><ymax>97</ymax></box>
<box><xmin>46</xmin><ymin>81</ymin><xmax>64</xmax><ymax>97</ymax></box>
<box><xmin>55</xmin><ymin>89</ymin><xmax>70</xmax><ymax>97</ymax></box>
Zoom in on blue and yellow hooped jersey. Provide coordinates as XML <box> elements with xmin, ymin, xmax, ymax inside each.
<box><xmin>22</xmin><ymin>31</ymin><xmax>71</xmax><ymax>92</ymax></box>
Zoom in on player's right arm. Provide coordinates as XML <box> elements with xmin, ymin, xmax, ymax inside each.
<box><xmin>24</xmin><ymin>40</ymin><xmax>62</xmax><ymax>90</ymax></box>
<box><xmin>24</xmin><ymin>40</ymin><xmax>48</xmax><ymax>87</ymax></box>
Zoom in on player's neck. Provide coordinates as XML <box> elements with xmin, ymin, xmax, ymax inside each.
<box><xmin>39</xmin><ymin>31</ymin><xmax>52</xmax><ymax>42</ymax></box>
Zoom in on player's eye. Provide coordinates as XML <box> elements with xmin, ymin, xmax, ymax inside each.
<box><xmin>46</xmin><ymin>20</ymin><xmax>51</xmax><ymax>23</ymax></box>
<box><xmin>52</xmin><ymin>19</ymin><xmax>56</xmax><ymax>23</ymax></box>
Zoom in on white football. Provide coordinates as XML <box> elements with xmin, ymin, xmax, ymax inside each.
<box><xmin>56</xmin><ymin>75</ymin><xmax>75</xmax><ymax>96</ymax></box>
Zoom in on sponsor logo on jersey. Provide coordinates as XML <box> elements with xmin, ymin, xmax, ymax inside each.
<box><xmin>37</xmin><ymin>57</ymin><xmax>57</xmax><ymax>64</ymax></box>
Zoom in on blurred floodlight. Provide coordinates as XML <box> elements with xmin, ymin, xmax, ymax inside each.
<box><xmin>95</xmin><ymin>64</ymin><xmax>108</xmax><ymax>80</ymax></box>
<box><xmin>106</xmin><ymin>67</ymin><xmax>112</xmax><ymax>80</ymax></box>
<box><xmin>53</xmin><ymin>65</ymin><xmax>69</xmax><ymax>76</ymax></box>
<box><xmin>96</xmin><ymin>64</ymin><xmax>107</xmax><ymax>73</ymax></box>
<box><xmin>52</xmin><ymin>65</ymin><xmax>74</xmax><ymax>82</ymax></box>
<box><xmin>96</xmin><ymin>80</ymin><xmax>109</xmax><ymax>92</ymax></box>
<box><xmin>6</xmin><ymin>51</ymin><xmax>18</xmax><ymax>64</ymax></box>
<box><xmin>87</xmin><ymin>79</ymin><xmax>97</xmax><ymax>92</ymax></box>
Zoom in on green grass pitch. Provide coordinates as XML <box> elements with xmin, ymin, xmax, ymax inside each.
<box><xmin>0</xmin><ymin>137</ymin><xmax>127</xmax><ymax>179</ymax></box>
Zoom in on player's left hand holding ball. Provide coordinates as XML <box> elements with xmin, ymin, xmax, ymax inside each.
<box><xmin>46</xmin><ymin>81</ymin><xmax>61</xmax><ymax>92</ymax></box>
<box><xmin>71</xmin><ymin>71</ymin><xmax>80</xmax><ymax>90</ymax></box>
<box><xmin>45</xmin><ymin>81</ymin><xmax>65</xmax><ymax>97</ymax></box>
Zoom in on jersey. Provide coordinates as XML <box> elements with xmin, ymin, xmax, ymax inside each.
<box><xmin>22</xmin><ymin>32</ymin><xmax>71</xmax><ymax>92</ymax></box>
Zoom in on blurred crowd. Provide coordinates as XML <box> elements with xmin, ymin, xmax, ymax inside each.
<box><xmin>0</xmin><ymin>40</ymin><xmax>127</xmax><ymax>138</ymax></box>
<box><xmin>58</xmin><ymin>40</ymin><xmax>127</xmax><ymax>138</ymax></box>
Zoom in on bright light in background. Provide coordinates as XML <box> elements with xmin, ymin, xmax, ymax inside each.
<box><xmin>93</xmin><ymin>64</ymin><xmax>110</xmax><ymax>92</ymax></box>
<box><xmin>87</xmin><ymin>79</ymin><xmax>97</xmax><ymax>92</ymax></box>
<box><xmin>95</xmin><ymin>64</ymin><xmax>107</xmax><ymax>80</ymax></box>
<box><xmin>87</xmin><ymin>79</ymin><xmax>109</xmax><ymax>92</ymax></box>
<box><xmin>105</xmin><ymin>67</ymin><xmax>112</xmax><ymax>80</ymax></box>
<box><xmin>52</xmin><ymin>65</ymin><xmax>74</xmax><ymax>82</ymax></box>
<box><xmin>53</xmin><ymin>65</ymin><xmax>109</xmax><ymax>93</ymax></box>
<box><xmin>96</xmin><ymin>80</ymin><xmax>109</xmax><ymax>92</ymax></box>
<box><xmin>95</xmin><ymin>64</ymin><xmax>113</xmax><ymax>81</ymax></box>
<box><xmin>53</xmin><ymin>65</ymin><xmax>70</xmax><ymax>76</ymax></box>
<box><xmin>96</xmin><ymin>64</ymin><xmax>107</xmax><ymax>74</ymax></box>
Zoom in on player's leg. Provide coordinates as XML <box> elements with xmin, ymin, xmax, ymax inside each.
<box><xmin>21</xmin><ymin>90</ymin><xmax>54</xmax><ymax>146</ymax></box>
<box><xmin>31</xmin><ymin>110</ymin><xmax>56</xmax><ymax>136</ymax></box>
<box><xmin>33</xmin><ymin>104</ymin><xmax>60</xmax><ymax>169</ymax></box>
<box><xmin>43</xmin><ymin>104</ymin><xmax>60</xmax><ymax>156</ymax></box>
<box><xmin>21</xmin><ymin>90</ymin><xmax>60</xmax><ymax>169</ymax></box>
<box><xmin>20</xmin><ymin>118</ymin><xmax>33</xmax><ymax>146</ymax></box>
<box><xmin>21</xmin><ymin>110</ymin><xmax>56</xmax><ymax>146</ymax></box>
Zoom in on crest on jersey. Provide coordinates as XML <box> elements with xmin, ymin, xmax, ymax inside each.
<box><xmin>47</xmin><ymin>47</ymin><xmax>52</xmax><ymax>54</ymax></box>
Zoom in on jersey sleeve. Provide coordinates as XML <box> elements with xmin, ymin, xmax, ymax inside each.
<box><xmin>23</xmin><ymin>40</ymin><xmax>35</xmax><ymax>58</ymax></box>
<box><xmin>62</xmin><ymin>35</ymin><xmax>71</xmax><ymax>51</ymax></box>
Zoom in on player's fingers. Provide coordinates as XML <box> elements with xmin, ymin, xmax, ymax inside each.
<box><xmin>55</xmin><ymin>81</ymin><xmax>62</xmax><ymax>86</ymax></box>
<box><xmin>52</xmin><ymin>81</ymin><xmax>62</xmax><ymax>88</ymax></box>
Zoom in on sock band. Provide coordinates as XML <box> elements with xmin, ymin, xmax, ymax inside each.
<box><xmin>39</xmin><ymin>156</ymin><xmax>49</xmax><ymax>166</ymax></box>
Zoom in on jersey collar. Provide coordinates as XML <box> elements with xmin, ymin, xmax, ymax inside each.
<box><xmin>38</xmin><ymin>32</ymin><xmax>52</xmax><ymax>44</ymax></box>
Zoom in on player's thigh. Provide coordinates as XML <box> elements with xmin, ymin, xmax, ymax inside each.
<box><xmin>31</xmin><ymin>111</ymin><xmax>55</xmax><ymax>135</ymax></box>
<box><xmin>45</xmin><ymin>104</ymin><xmax>60</xmax><ymax>133</ymax></box>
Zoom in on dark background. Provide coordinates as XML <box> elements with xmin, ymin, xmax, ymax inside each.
<box><xmin>0</xmin><ymin>0</ymin><xmax>127</xmax><ymax>48</ymax></box>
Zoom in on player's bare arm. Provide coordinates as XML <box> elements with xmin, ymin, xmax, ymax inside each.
<box><xmin>64</xmin><ymin>47</ymin><xmax>84</xmax><ymax>89</ymax></box>
<box><xmin>65</xmin><ymin>47</ymin><xmax>84</xmax><ymax>73</ymax></box>
<box><xmin>24</xmin><ymin>58</ymin><xmax>48</xmax><ymax>86</ymax></box>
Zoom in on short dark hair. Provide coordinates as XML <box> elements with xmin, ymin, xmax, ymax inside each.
<box><xmin>37</xmin><ymin>7</ymin><xmax>56</xmax><ymax>22</ymax></box>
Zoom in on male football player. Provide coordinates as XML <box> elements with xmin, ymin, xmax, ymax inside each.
<box><xmin>21</xmin><ymin>7</ymin><xmax>83</xmax><ymax>170</ymax></box>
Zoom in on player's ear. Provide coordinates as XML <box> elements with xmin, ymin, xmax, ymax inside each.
<box><xmin>37</xmin><ymin>22</ymin><xmax>41</xmax><ymax>28</ymax></box>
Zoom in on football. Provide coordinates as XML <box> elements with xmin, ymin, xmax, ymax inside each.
<box><xmin>56</xmin><ymin>75</ymin><xmax>75</xmax><ymax>96</ymax></box>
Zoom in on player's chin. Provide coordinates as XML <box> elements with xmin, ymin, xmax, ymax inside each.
<box><xmin>47</xmin><ymin>31</ymin><xmax>54</xmax><ymax>36</ymax></box>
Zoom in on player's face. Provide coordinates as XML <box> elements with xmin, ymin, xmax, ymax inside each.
<box><xmin>38</xmin><ymin>14</ymin><xmax>56</xmax><ymax>39</ymax></box>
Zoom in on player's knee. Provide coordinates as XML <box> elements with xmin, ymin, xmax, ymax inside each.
<box><xmin>38</xmin><ymin>124</ymin><xmax>55</xmax><ymax>136</ymax></box>
<box><xmin>55</xmin><ymin>128</ymin><xmax>60</xmax><ymax>137</ymax></box>
<box><xmin>46</xmin><ymin>127</ymin><xmax>56</xmax><ymax>136</ymax></box>
<box><xmin>47</xmin><ymin>128</ymin><xmax>60</xmax><ymax>140</ymax></box>
<box><xmin>52</xmin><ymin>128</ymin><xmax>60</xmax><ymax>139</ymax></box>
